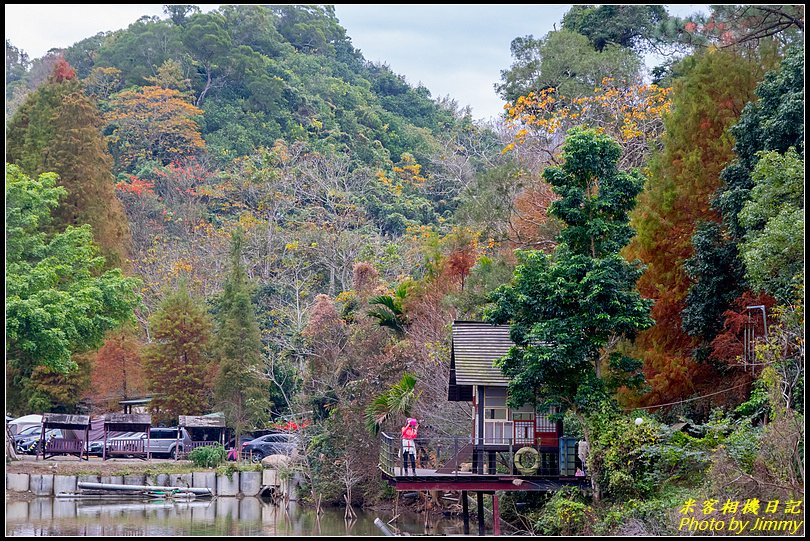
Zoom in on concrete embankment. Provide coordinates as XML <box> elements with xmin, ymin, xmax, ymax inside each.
<box><xmin>6</xmin><ymin>470</ymin><xmax>301</xmax><ymax>498</ymax></box>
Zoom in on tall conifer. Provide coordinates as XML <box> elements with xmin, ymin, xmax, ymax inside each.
<box><xmin>143</xmin><ymin>287</ymin><xmax>213</xmax><ymax>423</ymax></box>
<box><xmin>625</xmin><ymin>50</ymin><xmax>764</xmax><ymax>403</ymax></box>
<box><xmin>6</xmin><ymin>58</ymin><xmax>131</xmax><ymax>268</ymax></box>
<box><xmin>214</xmin><ymin>231</ymin><xmax>270</xmax><ymax>449</ymax></box>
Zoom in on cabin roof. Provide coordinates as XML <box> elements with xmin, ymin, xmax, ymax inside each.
<box><xmin>452</xmin><ymin>321</ymin><xmax>513</xmax><ymax>386</ymax></box>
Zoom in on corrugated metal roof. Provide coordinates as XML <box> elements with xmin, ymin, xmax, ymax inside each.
<box><xmin>452</xmin><ymin>321</ymin><xmax>513</xmax><ymax>386</ymax></box>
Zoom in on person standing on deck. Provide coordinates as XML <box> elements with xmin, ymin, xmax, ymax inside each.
<box><xmin>401</xmin><ymin>418</ymin><xmax>418</xmax><ymax>476</ymax></box>
<box><xmin>577</xmin><ymin>439</ymin><xmax>589</xmax><ymax>475</ymax></box>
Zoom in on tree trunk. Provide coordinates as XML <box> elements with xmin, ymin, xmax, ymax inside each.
<box><xmin>196</xmin><ymin>65</ymin><xmax>212</xmax><ymax>107</ymax></box>
<box><xmin>6</xmin><ymin>423</ymin><xmax>19</xmax><ymax>461</ymax></box>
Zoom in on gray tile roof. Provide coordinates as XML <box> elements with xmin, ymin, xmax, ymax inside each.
<box><xmin>452</xmin><ymin>321</ymin><xmax>513</xmax><ymax>386</ymax></box>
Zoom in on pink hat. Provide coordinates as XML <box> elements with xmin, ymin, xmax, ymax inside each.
<box><xmin>409</xmin><ymin>418</ymin><xmax>418</xmax><ymax>427</ymax></box>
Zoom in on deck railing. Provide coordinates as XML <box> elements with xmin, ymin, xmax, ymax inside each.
<box><xmin>379</xmin><ymin>432</ymin><xmax>577</xmax><ymax>478</ymax></box>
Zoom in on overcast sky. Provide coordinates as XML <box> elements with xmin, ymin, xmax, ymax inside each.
<box><xmin>5</xmin><ymin>4</ymin><xmax>707</xmax><ymax>120</ymax></box>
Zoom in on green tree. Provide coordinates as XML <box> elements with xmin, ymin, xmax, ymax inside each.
<box><xmin>164</xmin><ymin>4</ymin><xmax>200</xmax><ymax>26</ymax></box>
<box><xmin>182</xmin><ymin>11</ymin><xmax>233</xmax><ymax>105</ymax></box>
<box><xmin>26</xmin><ymin>357</ymin><xmax>92</xmax><ymax>414</ymax></box>
<box><xmin>497</xmin><ymin>29</ymin><xmax>642</xmax><ymax>102</ymax></box>
<box><xmin>738</xmin><ymin>149</ymin><xmax>804</xmax><ymax>301</ymax></box>
<box><xmin>5</xmin><ymin>164</ymin><xmax>140</xmax><ymax>413</ymax></box>
<box><xmin>92</xmin><ymin>16</ymin><xmax>184</xmax><ymax>86</ymax></box>
<box><xmin>368</xmin><ymin>283</ymin><xmax>410</xmax><ymax>337</ymax></box>
<box><xmin>562</xmin><ymin>5</ymin><xmax>668</xmax><ymax>52</ymax></box>
<box><xmin>5</xmin><ymin>39</ymin><xmax>30</xmax><ymax>86</ymax></box>
<box><xmin>486</xmin><ymin>128</ymin><xmax>653</xmax><ymax>498</ymax></box>
<box><xmin>364</xmin><ymin>373</ymin><xmax>418</xmax><ymax>435</ymax></box>
<box><xmin>143</xmin><ymin>286</ymin><xmax>213</xmax><ymax>423</ymax></box>
<box><xmin>213</xmin><ymin>231</ymin><xmax>271</xmax><ymax>449</ymax></box>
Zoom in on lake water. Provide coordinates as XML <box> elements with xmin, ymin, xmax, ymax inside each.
<box><xmin>5</xmin><ymin>497</ymin><xmax>467</xmax><ymax>536</ymax></box>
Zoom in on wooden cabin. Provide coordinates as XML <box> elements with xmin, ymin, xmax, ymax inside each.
<box><xmin>378</xmin><ymin>321</ymin><xmax>585</xmax><ymax>535</ymax></box>
<box><xmin>448</xmin><ymin>321</ymin><xmax>562</xmax><ymax>474</ymax></box>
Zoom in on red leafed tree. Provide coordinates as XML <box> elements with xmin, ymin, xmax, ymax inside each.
<box><xmin>89</xmin><ymin>329</ymin><xmax>147</xmax><ymax>413</ymax></box>
<box><xmin>50</xmin><ymin>57</ymin><xmax>76</xmax><ymax>82</ymax></box>
<box><xmin>711</xmin><ymin>291</ymin><xmax>776</xmax><ymax>365</ymax></box>
<box><xmin>440</xmin><ymin>227</ymin><xmax>482</xmax><ymax>292</ymax></box>
<box><xmin>624</xmin><ymin>50</ymin><xmax>764</xmax><ymax>405</ymax></box>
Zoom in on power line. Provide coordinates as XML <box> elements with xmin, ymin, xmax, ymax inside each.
<box><xmin>630</xmin><ymin>381</ymin><xmax>752</xmax><ymax>410</ymax></box>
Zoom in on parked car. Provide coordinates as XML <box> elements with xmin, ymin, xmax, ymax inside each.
<box><xmin>241</xmin><ymin>433</ymin><xmax>300</xmax><ymax>462</ymax></box>
<box><xmin>144</xmin><ymin>427</ymin><xmax>193</xmax><ymax>458</ymax></box>
<box><xmin>12</xmin><ymin>424</ymin><xmax>42</xmax><ymax>443</ymax></box>
<box><xmin>15</xmin><ymin>428</ymin><xmax>63</xmax><ymax>455</ymax></box>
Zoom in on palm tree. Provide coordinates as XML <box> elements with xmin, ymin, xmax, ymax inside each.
<box><xmin>368</xmin><ymin>282</ymin><xmax>410</xmax><ymax>336</ymax></box>
<box><xmin>365</xmin><ymin>373</ymin><xmax>419</xmax><ymax>435</ymax></box>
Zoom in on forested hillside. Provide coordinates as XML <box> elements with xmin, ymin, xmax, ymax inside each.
<box><xmin>5</xmin><ymin>4</ymin><xmax>804</xmax><ymax>534</ymax></box>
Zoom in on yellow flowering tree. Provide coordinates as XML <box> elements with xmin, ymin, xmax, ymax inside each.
<box><xmin>504</xmin><ymin>78</ymin><xmax>672</xmax><ymax>169</ymax></box>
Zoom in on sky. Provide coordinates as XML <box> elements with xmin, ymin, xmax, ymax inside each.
<box><xmin>4</xmin><ymin>4</ymin><xmax>708</xmax><ymax>120</ymax></box>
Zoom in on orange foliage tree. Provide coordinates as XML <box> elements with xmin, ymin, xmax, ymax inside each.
<box><xmin>88</xmin><ymin>329</ymin><xmax>147</xmax><ymax>413</ymax></box>
<box><xmin>624</xmin><ymin>50</ymin><xmax>765</xmax><ymax>406</ymax></box>
<box><xmin>105</xmin><ymin>86</ymin><xmax>205</xmax><ymax>170</ymax></box>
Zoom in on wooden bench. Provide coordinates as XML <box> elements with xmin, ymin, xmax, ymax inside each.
<box><xmin>107</xmin><ymin>438</ymin><xmax>147</xmax><ymax>459</ymax></box>
<box><xmin>44</xmin><ymin>438</ymin><xmax>86</xmax><ymax>460</ymax></box>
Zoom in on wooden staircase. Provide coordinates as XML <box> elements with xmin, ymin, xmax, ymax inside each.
<box><xmin>435</xmin><ymin>442</ymin><xmax>474</xmax><ymax>474</ymax></box>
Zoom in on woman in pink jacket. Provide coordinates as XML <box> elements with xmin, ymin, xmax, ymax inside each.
<box><xmin>401</xmin><ymin>418</ymin><xmax>418</xmax><ymax>476</ymax></box>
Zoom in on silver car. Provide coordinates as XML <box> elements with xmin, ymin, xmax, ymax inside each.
<box><xmin>143</xmin><ymin>427</ymin><xmax>193</xmax><ymax>459</ymax></box>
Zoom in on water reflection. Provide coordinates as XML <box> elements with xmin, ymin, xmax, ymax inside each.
<box><xmin>6</xmin><ymin>497</ymin><xmax>465</xmax><ymax>536</ymax></box>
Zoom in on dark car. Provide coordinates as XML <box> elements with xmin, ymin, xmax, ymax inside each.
<box><xmin>15</xmin><ymin>428</ymin><xmax>62</xmax><ymax>455</ymax></box>
<box><xmin>241</xmin><ymin>433</ymin><xmax>299</xmax><ymax>462</ymax></box>
<box><xmin>12</xmin><ymin>424</ymin><xmax>42</xmax><ymax>444</ymax></box>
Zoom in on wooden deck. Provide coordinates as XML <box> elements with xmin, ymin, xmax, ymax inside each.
<box><xmin>382</xmin><ymin>466</ymin><xmax>588</xmax><ymax>492</ymax></box>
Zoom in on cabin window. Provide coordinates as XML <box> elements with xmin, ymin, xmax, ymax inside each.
<box><xmin>482</xmin><ymin>388</ymin><xmax>511</xmax><ymax>444</ymax></box>
<box><xmin>535</xmin><ymin>407</ymin><xmax>558</xmax><ymax>432</ymax></box>
<box><xmin>483</xmin><ymin>388</ymin><xmax>507</xmax><ymax>420</ymax></box>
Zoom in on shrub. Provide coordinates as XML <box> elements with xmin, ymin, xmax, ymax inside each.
<box><xmin>188</xmin><ymin>444</ymin><xmax>227</xmax><ymax>468</ymax></box>
<box><xmin>534</xmin><ymin>486</ymin><xmax>594</xmax><ymax>535</ymax></box>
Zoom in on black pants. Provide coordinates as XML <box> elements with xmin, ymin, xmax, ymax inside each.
<box><xmin>403</xmin><ymin>450</ymin><xmax>416</xmax><ymax>474</ymax></box>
